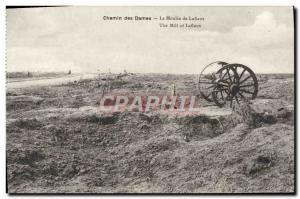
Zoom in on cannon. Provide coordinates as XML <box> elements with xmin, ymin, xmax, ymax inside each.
<box><xmin>198</xmin><ymin>61</ymin><xmax>258</xmax><ymax>107</ymax></box>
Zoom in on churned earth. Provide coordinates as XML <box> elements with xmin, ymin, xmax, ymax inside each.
<box><xmin>6</xmin><ymin>73</ymin><xmax>294</xmax><ymax>193</ymax></box>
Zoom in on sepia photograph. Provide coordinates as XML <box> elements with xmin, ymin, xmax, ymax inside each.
<box><xmin>6</xmin><ymin>6</ymin><xmax>295</xmax><ymax>194</ymax></box>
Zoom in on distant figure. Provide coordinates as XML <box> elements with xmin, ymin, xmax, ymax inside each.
<box><xmin>172</xmin><ymin>84</ymin><xmax>176</xmax><ymax>96</ymax></box>
<box><xmin>68</xmin><ymin>70</ymin><xmax>71</xmax><ymax>75</ymax></box>
<box><xmin>27</xmin><ymin>72</ymin><xmax>32</xmax><ymax>77</ymax></box>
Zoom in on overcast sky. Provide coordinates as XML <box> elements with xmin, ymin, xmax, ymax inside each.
<box><xmin>6</xmin><ymin>6</ymin><xmax>294</xmax><ymax>74</ymax></box>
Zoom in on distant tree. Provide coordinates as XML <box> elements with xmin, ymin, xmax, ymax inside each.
<box><xmin>68</xmin><ymin>70</ymin><xmax>71</xmax><ymax>75</ymax></box>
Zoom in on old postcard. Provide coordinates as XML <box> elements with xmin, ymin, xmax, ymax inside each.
<box><xmin>6</xmin><ymin>6</ymin><xmax>294</xmax><ymax>194</ymax></box>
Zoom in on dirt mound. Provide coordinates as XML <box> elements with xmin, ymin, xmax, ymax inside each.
<box><xmin>8</xmin><ymin>118</ymin><xmax>43</xmax><ymax>130</ymax></box>
<box><xmin>6</xmin><ymin>104</ymin><xmax>294</xmax><ymax>193</ymax></box>
<box><xmin>6</xmin><ymin>95</ymin><xmax>45</xmax><ymax>111</ymax></box>
<box><xmin>6</xmin><ymin>74</ymin><xmax>294</xmax><ymax>193</ymax></box>
<box><xmin>233</xmin><ymin>99</ymin><xmax>294</xmax><ymax>127</ymax></box>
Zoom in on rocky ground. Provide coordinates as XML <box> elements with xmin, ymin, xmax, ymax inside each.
<box><xmin>6</xmin><ymin>73</ymin><xmax>294</xmax><ymax>193</ymax></box>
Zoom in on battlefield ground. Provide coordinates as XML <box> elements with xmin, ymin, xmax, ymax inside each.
<box><xmin>6</xmin><ymin>72</ymin><xmax>294</xmax><ymax>193</ymax></box>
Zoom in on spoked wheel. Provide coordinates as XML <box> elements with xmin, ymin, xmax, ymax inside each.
<box><xmin>198</xmin><ymin>61</ymin><xmax>228</xmax><ymax>102</ymax></box>
<box><xmin>212</xmin><ymin>64</ymin><xmax>258</xmax><ymax>107</ymax></box>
